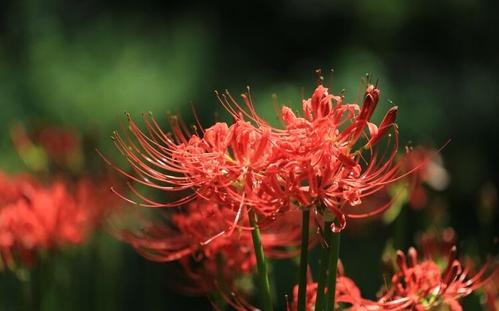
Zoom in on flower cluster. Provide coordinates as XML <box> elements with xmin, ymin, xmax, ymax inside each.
<box><xmin>0</xmin><ymin>172</ymin><xmax>116</xmax><ymax>269</ymax></box>
<box><xmin>103</xmin><ymin>79</ymin><xmax>497</xmax><ymax>310</ymax></box>
<box><xmin>378</xmin><ymin>246</ymin><xmax>493</xmax><ymax>311</ymax></box>
<box><xmin>104</xmin><ymin>80</ymin><xmax>419</xmax><ymax>310</ymax></box>
<box><xmin>121</xmin><ymin>197</ymin><xmax>304</xmax><ymax>263</ymax></box>
<box><xmin>116</xmin><ymin>197</ymin><xmax>307</xmax><ymax>307</ymax></box>
<box><xmin>110</xmin><ymin>81</ymin><xmax>402</xmax><ymax>234</ymax></box>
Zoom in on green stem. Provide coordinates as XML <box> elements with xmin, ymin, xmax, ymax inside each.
<box><xmin>314</xmin><ymin>221</ymin><xmax>333</xmax><ymax>311</ymax></box>
<box><xmin>324</xmin><ymin>232</ymin><xmax>341</xmax><ymax>311</ymax></box>
<box><xmin>297</xmin><ymin>209</ymin><xmax>311</xmax><ymax>311</ymax></box>
<box><xmin>248</xmin><ymin>208</ymin><xmax>273</xmax><ymax>311</ymax></box>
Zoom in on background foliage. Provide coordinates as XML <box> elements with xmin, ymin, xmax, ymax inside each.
<box><xmin>0</xmin><ymin>0</ymin><xmax>497</xmax><ymax>310</ymax></box>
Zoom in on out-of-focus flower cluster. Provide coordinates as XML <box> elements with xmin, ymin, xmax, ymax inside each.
<box><xmin>113</xmin><ymin>197</ymin><xmax>307</xmax><ymax>308</ymax></box>
<box><xmin>0</xmin><ymin>126</ymin><xmax>120</xmax><ymax>271</ymax></box>
<box><xmin>0</xmin><ymin>174</ymin><xmax>113</xmax><ymax>269</ymax></box>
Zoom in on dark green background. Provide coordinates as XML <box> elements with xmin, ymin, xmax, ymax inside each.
<box><xmin>0</xmin><ymin>0</ymin><xmax>497</xmax><ymax>310</ymax></box>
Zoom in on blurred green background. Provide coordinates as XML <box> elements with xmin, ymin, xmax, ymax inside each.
<box><xmin>0</xmin><ymin>0</ymin><xmax>497</xmax><ymax>310</ymax></box>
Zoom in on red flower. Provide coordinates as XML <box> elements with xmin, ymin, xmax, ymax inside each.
<box><xmin>379</xmin><ymin>246</ymin><xmax>494</xmax><ymax>311</ymax></box>
<box><xmin>107</xmin><ymin>113</ymin><xmax>285</xmax><ymax>219</ymax></box>
<box><xmin>116</xmin><ymin>197</ymin><xmax>306</xmax><ymax>308</ymax></box>
<box><xmin>270</xmin><ymin>83</ymin><xmax>401</xmax><ymax>232</ymax></box>
<box><xmin>286</xmin><ymin>245</ymin><xmax>495</xmax><ymax>311</ymax></box>
<box><xmin>119</xmin><ymin>198</ymin><xmax>305</xmax><ymax>262</ymax></box>
<box><xmin>0</xmin><ymin>172</ymin><xmax>116</xmax><ymax>268</ymax></box>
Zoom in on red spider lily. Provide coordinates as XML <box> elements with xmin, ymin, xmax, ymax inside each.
<box><xmin>115</xmin><ymin>197</ymin><xmax>310</xmax><ymax>309</ymax></box>
<box><xmin>104</xmin><ymin>113</ymin><xmax>287</xmax><ymax>219</ymax></box>
<box><xmin>106</xmin><ymin>80</ymin><xmax>406</xmax><ymax>234</ymax></box>
<box><xmin>378</xmin><ymin>246</ymin><xmax>494</xmax><ymax>311</ymax></box>
<box><xmin>0</xmin><ymin>172</ymin><xmax>117</xmax><ymax>269</ymax></box>
<box><xmin>210</xmin><ymin>81</ymin><xmax>406</xmax><ymax>232</ymax></box>
<box><xmin>267</xmin><ymin>83</ymin><xmax>402</xmax><ymax>232</ymax></box>
<box><xmin>118</xmin><ymin>198</ymin><xmax>304</xmax><ymax>264</ymax></box>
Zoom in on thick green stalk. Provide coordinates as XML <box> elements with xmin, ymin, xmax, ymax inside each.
<box><xmin>297</xmin><ymin>209</ymin><xmax>311</xmax><ymax>311</ymax></box>
<box><xmin>248</xmin><ymin>208</ymin><xmax>273</xmax><ymax>311</ymax></box>
<box><xmin>314</xmin><ymin>221</ymin><xmax>333</xmax><ymax>311</ymax></box>
<box><xmin>324</xmin><ymin>232</ymin><xmax>341</xmax><ymax>311</ymax></box>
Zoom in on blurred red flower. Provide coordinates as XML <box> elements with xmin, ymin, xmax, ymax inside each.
<box><xmin>0</xmin><ymin>172</ymin><xmax>117</xmax><ymax>269</ymax></box>
<box><xmin>116</xmin><ymin>197</ymin><xmax>308</xmax><ymax>308</ymax></box>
